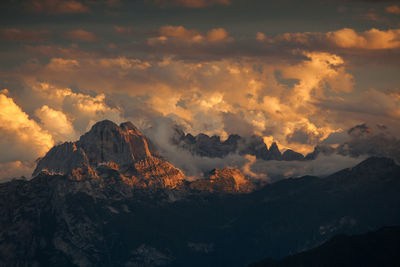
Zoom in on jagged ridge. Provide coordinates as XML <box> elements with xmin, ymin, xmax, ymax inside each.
<box><xmin>172</xmin><ymin>128</ymin><xmax>306</xmax><ymax>161</ymax></box>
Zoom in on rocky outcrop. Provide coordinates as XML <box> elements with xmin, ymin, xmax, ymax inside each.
<box><xmin>33</xmin><ymin>120</ymin><xmax>185</xmax><ymax>189</ymax></box>
<box><xmin>190</xmin><ymin>168</ymin><xmax>254</xmax><ymax>194</ymax></box>
<box><xmin>282</xmin><ymin>149</ymin><xmax>305</xmax><ymax>161</ymax></box>
<box><xmin>77</xmin><ymin>121</ymin><xmax>153</xmax><ymax>166</ymax></box>
<box><xmin>33</xmin><ymin>142</ymin><xmax>92</xmax><ymax>176</ymax></box>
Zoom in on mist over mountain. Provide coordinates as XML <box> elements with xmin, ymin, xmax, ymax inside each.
<box><xmin>142</xmin><ymin>120</ymin><xmax>380</xmax><ymax>181</ymax></box>
<box><xmin>0</xmin><ymin>120</ymin><xmax>399</xmax><ymax>266</ymax></box>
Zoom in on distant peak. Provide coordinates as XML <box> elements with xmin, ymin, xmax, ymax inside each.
<box><xmin>269</xmin><ymin>142</ymin><xmax>279</xmax><ymax>149</ymax></box>
<box><xmin>355</xmin><ymin>157</ymin><xmax>396</xmax><ymax>169</ymax></box>
<box><xmin>91</xmin><ymin>120</ymin><xmax>119</xmax><ymax>129</ymax></box>
<box><xmin>120</xmin><ymin>121</ymin><xmax>137</xmax><ymax>130</ymax></box>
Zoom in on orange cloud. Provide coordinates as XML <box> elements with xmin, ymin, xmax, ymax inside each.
<box><xmin>386</xmin><ymin>5</ymin><xmax>400</xmax><ymax>14</ymax></box>
<box><xmin>159</xmin><ymin>25</ymin><xmax>202</xmax><ymax>40</ymax></box>
<box><xmin>114</xmin><ymin>26</ymin><xmax>133</xmax><ymax>35</ymax></box>
<box><xmin>26</xmin><ymin>0</ymin><xmax>89</xmax><ymax>14</ymax></box>
<box><xmin>0</xmin><ymin>161</ymin><xmax>35</xmax><ymax>181</ymax></box>
<box><xmin>148</xmin><ymin>25</ymin><xmax>231</xmax><ymax>45</ymax></box>
<box><xmin>263</xmin><ymin>27</ymin><xmax>400</xmax><ymax>50</ymax></box>
<box><xmin>0</xmin><ymin>28</ymin><xmax>50</xmax><ymax>42</ymax></box>
<box><xmin>0</xmin><ymin>93</ymin><xmax>54</xmax><ymax>162</ymax></box>
<box><xmin>35</xmin><ymin>105</ymin><xmax>76</xmax><ymax>142</ymax></box>
<box><xmin>64</xmin><ymin>29</ymin><xmax>99</xmax><ymax>41</ymax></box>
<box><xmin>327</xmin><ymin>28</ymin><xmax>400</xmax><ymax>49</ymax></box>
<box><xmin>155</xmin><ymin>0</ymin><xmax>231</xmax><ymax>8</ymax></box>
<box><xmin>206</xmin><ymin>28</ymin><xmax>230</xmax><ymax>42</ymax></box>
<box><xmin>15</xmin><ymin>50</ymin><xmax>399</xmax><ymax>154</ymax></box>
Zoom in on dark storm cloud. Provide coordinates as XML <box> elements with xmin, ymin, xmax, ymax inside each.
<box><xmin>348</xmin><ymin>123</ymin><xmax>372</xmax><ymax>135</ymax></box>
<box><xmin>222</xmin><ymin>112</ymin><xmax>255</xmax><ymax>137</ymax></box>
<box><xmin>286</xmin><ymin>126</ymin><xmax>323</xmax><ymax>145</ymax></box>
<box><xmin>339</xmin><ymin>128</ymin><xmax>400</xmax><ymax>162</ymax></box>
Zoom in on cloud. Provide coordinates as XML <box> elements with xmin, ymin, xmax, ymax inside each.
<box><xmin>159</xmin><ymin>25</ymin><xmax>203</xmax><ymax>41</ymax></box>
<box><xmin>24</xmin><ymin>44</ymin><xmax>94</xmax><ymax>58</ymax></box>
<box><xmin>326</xmin><ymin>28</ymin><xmax>400</xmax><ymax>49</ymax></box>
<box><xmin>0</xmin><ymin>28</ymin><xmax>50</xmax><ymax>42</ymax></box>
<box><xmin>206</xmin><ymin>28</ymin><xmax>230</xmax><ymax>42</ymax></box>
<box><xmin>154</xmin><ymin>0</ymin><xmax>231</xmax><ymax>8</ymax></box>
<box><xmin>386</xmin><ymin>4</ymin><xmax>400</xmax><ymax>14</ymax></box>
<box><xmin>26</xmin><ymin>0</ymin><xmax>90</xmax><ymax>14</ymax></box>
<box><xmin>28</xmin><ymin>82</ymin><xmax>124</xmax><ymax>133</ymax></box>
<box><xmin>64</xmin><ymin>30</ymin><xmax>99</xmax><ymax>41</ymax></box>
<box><xmin>11</xmin><ymin>51</ymin><xmax>360</xmax><ymax>154</ymax></box>
<box><xmin>114</xmin><ymin>26</ymin><xmax>133</xmax><ymax>35</ymax></box>
<box><xmin>262</xmin><ymin>27</ymin><xmax>400</xmax><ymax>50</ymax></box>
<box><xmin>35</xmin><ymin>105</ymin><xmax>77</xmax><ymax>142</ymax></box>
<box><xmin>148</xmin><ymin>25</ymin><xmax>232</xmax><ymax>45</ymax></box>
<box><xmin>0</xmin><ymin>161</ymin><xmax>36</xmax><ymax>182</ymax></box>
<box><xmin>338</xmin><ymin>124</ymin><xmax>400</xmax><ymax>161</ymax></box>
<box><xmin>242</xmin><ymin>155</ymin><xmax>269</xmax><ymax>180</ymax></box>
<box><xmin>286</xmin><ymin>124</ymin><xmax>327</xmax><ymax>145</ymax></box>
<box><xmin>0</xmin><ymin>93</ymin><xmax>54</xmax><ymax>163</ymax></box>
<box><xmin>131</xmin><ymin>26</ymin><xmax>400</xmax><ymax>63</ymax></box>
<box><xmin>250</xmin><ymin>154</ymin><xmax>366</xmax><ymax>182</ymax></box>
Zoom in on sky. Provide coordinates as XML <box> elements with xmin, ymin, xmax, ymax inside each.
<box><xmin>0</xmin><ymin>0</ymin><xmax>400</xmax><ymax>180</ymax></box>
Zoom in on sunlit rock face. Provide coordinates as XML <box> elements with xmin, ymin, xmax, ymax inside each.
<box><xmin>190</xmin><ymin>167</ymin><xmax>254</xmax><ymax>193</ymax></box>
<box><xmin>33</xmin><ymin>142</ymin><xmax>92</xmax><ymax>176</ymax></box>
<box><xmin>33</xmin><ymin>120</ymin><xmax>185</xmax><ymax>189</ymax></box>
<box><xmin>78</xmin><ymin>121</ymin><xmax>153</xmax><ymax>166</ymax></box>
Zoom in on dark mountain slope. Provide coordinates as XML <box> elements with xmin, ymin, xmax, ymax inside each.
<box><xmin>250</xmin><ymin>226</ymin><xmax>400</xmax><ymax>267</ymax></box>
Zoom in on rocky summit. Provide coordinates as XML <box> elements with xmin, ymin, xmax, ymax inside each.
<box><xmin>33</xmin><ymin>120</ymin><xmax>186</xmax><ymax>189</ymax></box>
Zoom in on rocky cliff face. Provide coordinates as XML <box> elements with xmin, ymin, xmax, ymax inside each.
<box><xmin>190</xmin><ymin>168</ymin><xmax>255</xmax><ymax>194</ymax></box>
<box><xmin>33</xmin><ymin>120</ymin><xmax>185</xmax><ymax>189</ymax></box>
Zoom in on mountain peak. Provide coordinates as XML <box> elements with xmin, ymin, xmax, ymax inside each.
<box><xmin>267</xmin><ymin>142</ymin><xmax>282</xmax><ymax>160</ymax></box>
<box><xmin>33</xmin><ymin>120</ymin><xmax>185</xmax><ymax>189</ymax></box>
<box><xmin>91</xmin><ymin>119</ymin><xmax>118</xmax><ymax>129</ymax></box>
<box><xmin>77</xmin><ymin>120</ymin><xmax>152</xmax><ymax>166</ymax></box>
<box><xmin>353</xmin><ymin>157</ymin><xmax>397</xmax><ymax>171</ymax></box>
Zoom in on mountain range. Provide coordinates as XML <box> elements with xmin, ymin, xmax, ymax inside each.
<box><xmin>171</xmin><ymin>128</ymin><xmax>305</xmax><ymax>161</ymax></box>
<box><xmin>0</xmin><ymin>120</ymin><xmax>399</xmax><ymax>266</ymax></box>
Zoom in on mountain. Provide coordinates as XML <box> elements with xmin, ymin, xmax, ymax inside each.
<box><xmin>249</xmin><ymin>226</ymin><xmax>400</xmax><ymax>267</ymax></box>
<box><xmin>172</xmin><ymin>128</ymin><xmax>305</xmax><ymax>161</ymax></box>
<box><xmin>190</xmin><ymin>168</ymin><xmax>255</xmax><ymax>194</ymax></box>
<box><xmin>33</xmin><ymin>120</ymin><xmax>187</xmax><ymax>189</ymax></box>
<box><xmin>0</xmin><ymin>120</ymin><xmax>399</xmax><ymax>266</ymax></box>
